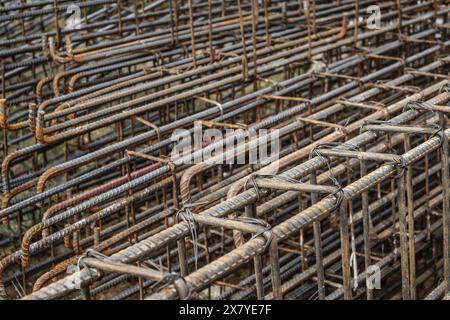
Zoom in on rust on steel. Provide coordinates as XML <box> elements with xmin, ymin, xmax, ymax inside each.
<box><xmin>0</xmin><ymin>0</ymin><xmax>448</xmax><ymax>301</ymax></box>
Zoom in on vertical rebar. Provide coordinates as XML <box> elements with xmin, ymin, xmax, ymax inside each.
<box><xmin>269</xmin><ymin>236</ymin><xmax>282</xmax><ymax>299</ymax></box>
<box><xmin>439</xmin><ymin>112</ymin><xmax>450</xmax><ymax>293</ymax></box>
<box><xmin>246</xmin><ymin>203</ymin><xmax>264</xmax><ymax>299</ymax></box>
<box><xmin>397</xmin><ymin>173</ymin><xmax>411</xmax><ymax>300</ymax></box>
<box><xmin>339</xmin><ymin>201</ymin><xmax>352</xmax><ymax>300</ymax></box>
<box><xmin>360</xmin><ymin>147</ymin><xmax>373</xmax><ymax>300</ymax></box>
<box><xmin>188</xmin><ymin>0</ymin><xmax>197</xmax><ymax>68</ymax></box>
<box><xmin>310</xmin><ymin>171</ymin><xmax>325</xmax><ymax>299</ymax></box>
<box><xmin>404</xmin><ymin>134</ymin><xmax>416</xmax><ymax>299</ymax></box>
<box><xmin>237</xmin><ymin>0</ymin><xmax>248</xmax><ymax>80</ymax></box>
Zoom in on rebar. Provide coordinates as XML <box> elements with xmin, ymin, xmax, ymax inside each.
<box><xmin>0</xmin><ymin>0</ymin><xmax>448</xmax><ymax>301</ymax></box>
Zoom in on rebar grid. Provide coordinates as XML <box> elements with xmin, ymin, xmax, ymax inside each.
<box><xmin>0</xmin><ymin>0</ymin><xmax>448</xmax><ymax>301</ymax></box>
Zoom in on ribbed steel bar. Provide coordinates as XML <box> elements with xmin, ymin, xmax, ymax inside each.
<box><xmin>0</xmin><ymin>0</ymin><xmax>448</xmax><ymax>301</ymax></box>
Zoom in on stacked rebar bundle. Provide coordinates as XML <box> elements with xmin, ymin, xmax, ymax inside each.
<box><xmin>0</xmin><ymin>0</ymin><xmax>449</xmax><ymax>300</ymax></box>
